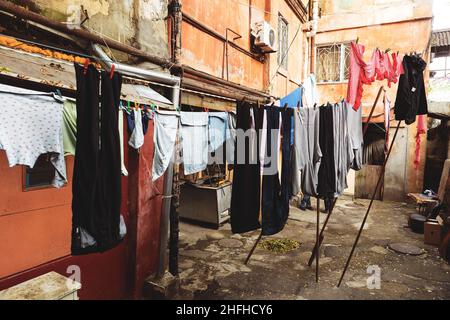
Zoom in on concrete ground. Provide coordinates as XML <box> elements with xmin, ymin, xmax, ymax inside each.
<box><xmin>176</xmin><ymin>196</ymin><xmax>450</xmax><ymax>300</ymax></box>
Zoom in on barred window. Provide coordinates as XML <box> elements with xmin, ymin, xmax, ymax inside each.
<box><xmin>316</xmin><ymin>43</ymin><xmax>350</xmax><ymax>83</ymax></box>
<box><xmin>278</xmin><ymin>14</ymin><xmax>289</xmax><ymax>70</ymax></box>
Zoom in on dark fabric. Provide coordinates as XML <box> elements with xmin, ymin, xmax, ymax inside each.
<box><xmin>126</xmin><ymin>110</ymin><xmax>135</xmax><ymax>135</ymax></box>
<box><xmin>394</xmin><ymin>55</ymin><xmax>428</xmax><ymax>125</ymax></box>
<box><xmin>317</xmin><ymin>104</ymin><xmax>336</xmax><ymax>197</ymax></box>
<box><xmin>261</xmin><ymin>107</ymin><xmax>293</xmax><ymax>236</ymax></box>
<box><xmin>230</xmin><ymin>102</ymin><xmax>263</xmax><ymax>234</ymax></box>
<box><xmin>72</xmin><ymin>64</ymin><xmax>122</xmax><ymax>255</ymax></box>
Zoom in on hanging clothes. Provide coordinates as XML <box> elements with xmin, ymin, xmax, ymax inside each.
<box><xmin>208</xmin><ymin>112</ymin><xmax>230</xmax><ymax>152</ymax></box>
<box><xmin>118</xmin><ymin>110</ymin><xmax>128</xmax><ymax>176</ymax></box>
<box><xmin>347</xmin><ymin>42</ymin><xmax>374</xmax><ymax>110</ymax></box>
<box><xmin>292</xmin><ymin>106</ymin><xmax>322</xmax><ymax>197</ymax></box>
<box><xmin>0</xmin><ymin>84</ymin><xmax>67</xmax><ymax>188</ymax></box>
<box><xmin>414</xmin><ymin>114</ymin><xmax>427</xmax><ymax>170</ymax></box>
<box><xmin>317</xmin><ymin>104</ymin><xmax>336</xmax><ymax>197</ymax></box>
<box><xmin>346</xmin><ymin>101</ymin><xmax>364</xmax><ymax>171</ymax></box>
<box><xmin>180</xmin><ymin>112</ymin><xmax>209</xmax><ymax>175</ymax></box>
<box><xmin>62</xmin><ymin>100</ymin><xmax>77</xmax><ymax>156</ymax></box>
<box><xmin>152</xmin><ymin>111</ymin><xmax>179</xmax><ymax>181</ymax></box>
<box><xmin>394</xmin><ymin>54</ymin><xmax>428</xmax><ymax>125</ymax></box>
<box><xmin>261</xmin><ymin>107</ymin><xmax>293</xmax><ymax>236</ymax></box>
<box><xmin>303</xmin><ymin>74</ymin><xmax>319</xmax><ymax>108</ymax></box>
<box><xmin>333</xmin><ymin>101</ymin><xmax>353</xmax><ymax>197</ymax></box>
<box><xmin>230</xmin><ymin>102</ymin><xmax>263</xmax><ymax>234</ymax></box>
<box><xmin>72</xmin><ymin>64</ymin><xmax>123</xmax><ymax>255</ymax></box>
<box><xmin>128</xmin><ymin>109</ymin><xmax>145</xmax><ymax>149</ymax></box>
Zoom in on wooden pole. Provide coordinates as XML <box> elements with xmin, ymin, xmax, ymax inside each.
<box><xmin>337</xmin><ymin>121</ymin><xmax>402</xmax><ymax>287</ymax></box>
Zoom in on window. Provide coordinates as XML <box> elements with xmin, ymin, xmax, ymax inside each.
<box><xmin>316</xmin><ymin>43</ymin><xmax>350</xmax><ymax>83</ymax></box>
<box><xmin>278</xmin><ymin>14</ymin><xmax>289</xmax><ymax>70</ymax></box>
<box><xmin>429</xmin><ymin>56</ymin><xmax>450</xmax><ymax>79</ymax></box>
<box><xmin>24</xmin><ymin>154</ymin><xmax>56</xmax><ymax>190</ymax></box>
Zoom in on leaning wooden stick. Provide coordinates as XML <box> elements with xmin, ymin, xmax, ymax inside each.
<box><xmin>316</xmin><ymin>197</ymin><xmax>320</xmax><ymax>282</ymax></box>
<box><xmin>244</xmin><ymin>231</ymin><xmax>263</xmax><ymax>265</ymax></box>
<box><xmin>337</xmin><ymin>121</ymin><xmax>402</xmax><ymax>287</ymax></box>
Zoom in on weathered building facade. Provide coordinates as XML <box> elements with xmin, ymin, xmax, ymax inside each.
<box><xmin>314</xmin><ymin>0</ymin><xmax>433</xmax><ymax>201</ymax></box>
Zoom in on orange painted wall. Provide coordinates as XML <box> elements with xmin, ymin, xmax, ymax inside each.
<box><xmin>181</xmin><ymin>0</ymin><xmax>266</xmax><ymax>91</ymax></box>
<box><xmin>0</xmin><ymin>152</ymin><xmax>73</xmax><ymax>278</ymax></box>
<box><xmin>315</xmin><ymin>0</ymin><xmax>433</xmax><ymax>195</ymax></box>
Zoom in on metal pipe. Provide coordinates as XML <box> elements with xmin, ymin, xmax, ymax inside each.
<box><xmin>92</xmin><ymin>44</ymin><xmax>180</xmax><ymax>86</ymax></box>
<box><xmin>338</xmin><ymin>121</ymin><xmax>403</xmax><ymax>287</ymax></box>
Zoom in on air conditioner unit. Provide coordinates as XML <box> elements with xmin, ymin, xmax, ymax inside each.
<box><xmin>253</xmin><ymin>21</ymin><xmax>277</xmax><ymax>53</ymax></box>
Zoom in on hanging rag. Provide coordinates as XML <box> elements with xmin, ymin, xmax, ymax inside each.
<box><xmin>62</xmin><ymin>99</ymin><xmax>77</xmax><ymax>156</ymax></box>
<box><xmin>317</xmin><ymin>104</ymin><xmax>336</xmax><ymax>197</ymax></box>
<box><xmin>0</xmin><ymin>84</ymin><xmax>67</xmax><ymax>188</ymax></box>
<box><xmin>208</xmin><ymin>112</ymin><xmax>230</xmax><ymax>152</ymax></box>
<box><xmin>346</xmin><ymin>100</ymin><xmax>364</xmax><ymax>171</ymax></box>
<box><xmin>180</xmin><ymin>112</ymin><xmax>209</xmax><ymax>175</ymax></box>
<box><xmin>332</xmin><ymin>101</ymin><xmax>351</xmax><ymax>197</ymax></box>
<box><xmin>230</xmin><ymin>102</ymin><xmax>263</xmax><ymax>234</ymax></box>
<box><xmin>128</xmin><ymin>109</ymin><xmax>145</xmax><ymax>149</ymax></box>
<box><xmin>118</xmin><ymin>109</ymin><xmax>128</xmax><ymax>176</ymax></box>
<box><xmin>414</xmin><ymin>115</ymin><xmax>427</xmax><ymax>170</ymax></box>
<box><xmin>152</xmin><ymin>111</ymin><xmax>179</xmax><ymax>181</ymax></box>
<box><xmin>292</xmin><ymin>106</ymin><xmax>322</xmax><ymax>197</ymax></box>
<box><xmin>72</xmin><ymin>63</ymin><xmax>123</xmax><ymax>255</ymax></box>
<box><xmin>394</xmin><ymin>54</ymin><xmax>428</xmax><ymax>125</ymax></box>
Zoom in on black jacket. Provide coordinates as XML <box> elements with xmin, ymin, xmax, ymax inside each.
<box><xmin>394</xmin><ymin>55</ymin><xmax>428</xmax><ymax>125</ymax></box>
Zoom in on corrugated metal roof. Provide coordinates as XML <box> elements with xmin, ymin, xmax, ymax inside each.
<box><xmin>431</xmin><ymin>29</ymin><xmax>450</xmax><ymax>48</ymax></box>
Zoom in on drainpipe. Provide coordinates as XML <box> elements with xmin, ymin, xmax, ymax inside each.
<box><xmin>169</xmin><ymin>0</ymin><xmax>182</xmax><ymax>64</ymax></box>
<box><xmin>306</xmin><ymin>0</ymin><xmax>319</xmax><ymax>74</ymax></box>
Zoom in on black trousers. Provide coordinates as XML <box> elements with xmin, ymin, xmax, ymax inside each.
<box><xmin>317</xmin><ymin>104</ymin><xmax>336</xmax><ymax>198</ymax></box>
<box><xmin>72</xmin><ymin>64</ymin><xmax>122</xmax><ymax>254</ymax></box>
<box><xmin>261</xmin><ymin>107</ymin><xmax>293</xmax><ymax>236</ymax></box>
<box><xmin>230</xmin><ymin>102</ymin><xmax>263</xmax><ymax>234</ymax></box>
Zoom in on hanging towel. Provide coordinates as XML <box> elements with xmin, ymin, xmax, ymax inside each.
<box><xmin>128</xmin><ymin>109</ymin><xmax>144</xmax><ymax>149</ymax></box>
<box><xmin>292</xmin><ymin>106</ymin><xmax>322</xmax><ymax>197</ymax></box>
<box><xmin>180</xmin><ymin>112</ymin><xmax>209</xmax><ymax>175</ymax></box>
<box><xmin>414</xmin><ymin>115</ymin><xmax>427</xmax><ymax>170</ymax></box>
<box><xmin>208</xmin><ymin>112</ymin><xmax>230</xmax><ymax>152</ymax></box>
<box><xmin>152</xmin><ymin>111</ymin><xmax>179</xmax><ymax>181</ymax></box>
<box><xmin>118</xmin><ymin>110</ymin><xmax>128</xmax><ymax>176</ymax></box>
<box><xmin>0</xmin><ymin>84</ymin><xmax>67</xmax><ymax>188</ymax></box>
<box><xmin>62</xmin><ymin>100</ymin><xmax>77</xmax><ymax>156</ymax></box>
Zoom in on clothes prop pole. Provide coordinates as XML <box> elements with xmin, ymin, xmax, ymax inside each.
<box><xmin>337</xmin><ymin>120</ymin><xmax>402</xmax><ymax>287</ymax></box>
<box><xmin>307</xmin><ymin>89</ymin><xmax>383</xmax><ymax>267</ymax></box>
<box><xmin>244</xmin><ymin>232</ymin><xmax>263</xmax><ymax>265</ymax></box>
<box><xmin>308</xmin><ymin>197</ymin><xmax>336</xmax><ymax>267</ymax></box>
<box><xmin>316</xmin><ymin>197</ymin><xmax>320</xmax><ymax>282</ymax></box>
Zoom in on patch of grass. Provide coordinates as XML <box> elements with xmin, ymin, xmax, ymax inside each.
<box><xmin>257</xmin><ymin>238</ymin><xmax>301</xmax><ymax>254</ymax></box>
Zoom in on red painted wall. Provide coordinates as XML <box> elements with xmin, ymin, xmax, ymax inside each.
<box><xmin>0</xmin><ymin>118</ymin><xmax>163</xmax><ymax>300</ymax></box>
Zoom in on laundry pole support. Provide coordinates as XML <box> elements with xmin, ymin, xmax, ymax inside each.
<box><xmin>337</xmin><ymin>120</ymin><xmax>403</xmax><ymax>287</ymax></box>
<box><xmin>307</xmin><ymin>89</ymin><xmax>383</xmax><ymax>267</ymax></box>
<box><xmin>315</xmin><ymin>197</ymin><xmax>320</xmax><ymax>282</ymax></box>
<box><xmin>244</xmin><ymin>232</ymin><xmax>263</xmax><ymax>265</ymax></box>
<box><xmin>308</xmin><ymin>197</ymin><xmax>336</xmax><ymax>267</ymax></box>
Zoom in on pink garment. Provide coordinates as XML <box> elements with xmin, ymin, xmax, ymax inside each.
<box><xmin>414</xmin><ymin>115</ymin><xmax>427</xmax><ymax>170</ymax></box>
<box><xmin>347</xmin><ymin>43</ymin><xmax>404</xmax><ymax>111</ymax></box>
<box><xmin>347</xmin><ymin>42</ymin><xmax>374</xmax><ymax>111</ymax></box>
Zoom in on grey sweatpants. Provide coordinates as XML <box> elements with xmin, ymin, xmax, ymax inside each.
<box><xmin>292</xmin><ymin>107</ymin><xmax>322</xmax><ymax>196</ymax></box>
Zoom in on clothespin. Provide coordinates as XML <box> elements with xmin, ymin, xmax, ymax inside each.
<box><xmin>356</xmin><ymin>37</ymin><xmax>359</xmax><ymax>44</ymax></box>
<box><xmin>56</xmin><ymin>89</ymin><xmax>62</xmax><ymax>98</ymax></box>
<box><xmin>83</xmin><ymin>58</ymin><xmax>91</xmax><ymax>75</ymax></box>
<box><xmin>110</xmin><ymin>64</ymin><xmax>116</xmax><ymax>80</ymax></box>
<box><xmin>283</xmin><ymin>103</ymin><xmax>288</xmax><ymax>111</ymax></box>
<box><xmin>127</xmin><ymin>100</ymin><xmax>131</xmax><ymax>113</ymax></box>
<box><xmin>204</xmin><ymin>107</ymin><xmax>209</xmax><ymax>112</ymax></box>
<box><xmin>385</xmin><ymin>48</ymin><xmax>391</xmax><ymax>53</ymax></box>
<box><xmin>296</xmin><ymin>101</ymin><xmax>300</xmax><ymax>111</ymax></box>
<box><xmin>135</xmin><ymin>101</ymin><xmax>140</xmax><ymax>111</ymax></box>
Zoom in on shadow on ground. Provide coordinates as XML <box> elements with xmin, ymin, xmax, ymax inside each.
<box><xmin>176</xmin><ymin>196</ymin><xmax>450</xmax><ymax>300</ymax></box>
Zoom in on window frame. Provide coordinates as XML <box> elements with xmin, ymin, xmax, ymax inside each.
<box><xmin>278</xmin><ymin>13</ymin><xmax>289</xmax><ymax>71</ymax></box>
<box><xmin>22</xmin><ymin>153</ymin><xmax>66</xmax><ymax>191</ymax></box>
<box><xmin>315</xmin><ymin>41</ymin><xmax>352</xmax><ymax>84</ymax></box>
